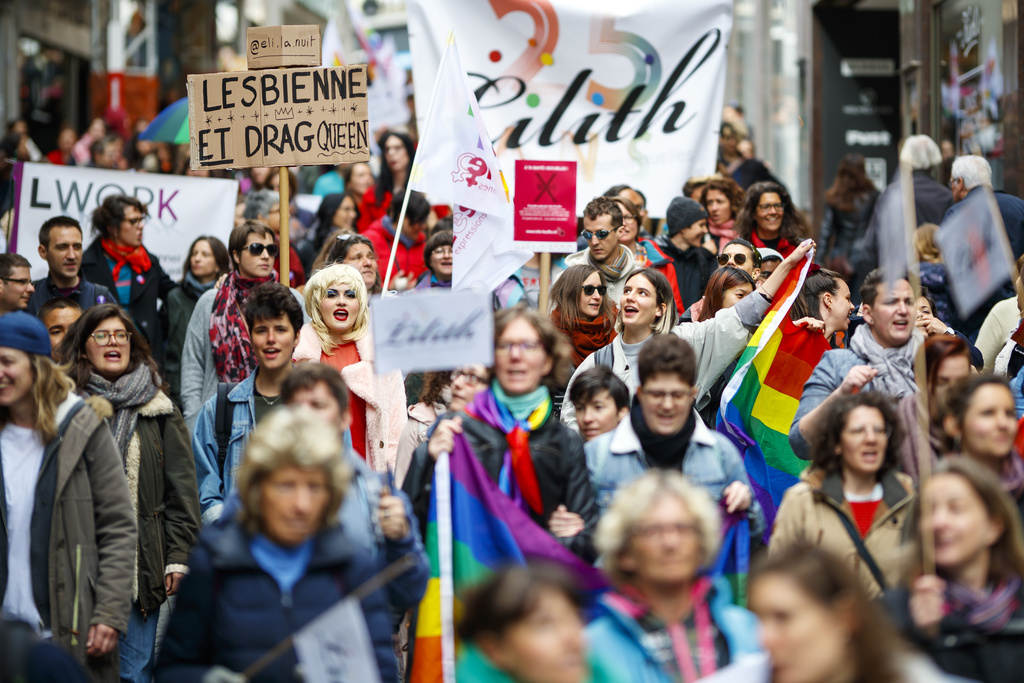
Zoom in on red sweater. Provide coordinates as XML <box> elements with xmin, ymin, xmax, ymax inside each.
<box><xmin>363</xmin><ymin>216</ymin><xmax>427</xmax><ymax>285</ymax></box>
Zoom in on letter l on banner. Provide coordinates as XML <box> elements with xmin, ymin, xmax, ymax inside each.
<box><xmin>406</xmin><ymin>32</ymin><xmax>530</xmax><ymax>292</ymax></box>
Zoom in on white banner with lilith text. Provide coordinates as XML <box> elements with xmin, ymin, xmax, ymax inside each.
<box><xmin>407</xmin><ymin>0</ymin><xmax>733</xmax><ymax>218</ymax></box>
<box><xmin>10</xmin><ymin>163</ymin><xmax>238</xmax><ymax>282</ymax></box>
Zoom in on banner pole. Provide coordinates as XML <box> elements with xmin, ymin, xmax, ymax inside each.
<box><xmin>279</xmin><ymin>167</ymin><xmax>290</xmax><ymax>286</ymax></box>
<box><xmin>538</xmin><ymin>252</ymin><xmax>551</xmax><ymax>312</ymax></box>
<box><xmin>383</xmin><ymin>29</ymin><xmax>455</xmax><ymax>294</ymax></box>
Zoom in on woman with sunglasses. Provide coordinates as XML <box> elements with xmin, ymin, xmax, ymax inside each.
<box><xmin>60</xmin><ymin>304</ymin><xmax>200</xmax><ymax>683</ymax></box>
<box><xmin>561</xmin><ymin>240</ymin><xmax>814</xmax><ymax>431</ymax></box>
<box><xmin>771</xmin><ymin>392</ymin><xmax>914</xmax><ymax>598</ymax></box>
<box><xmin>550</xmin><ymin>265</ymin><xmax>618</xmax><ymax>368</ymax></box>
<box><xmin>734</xmin><ymin>181</ymin><xmax>810</xmax><ymax>258</ymax></box>
<box><xmin>179</xmin><ymin>220</ymin><xmax>307</xmax><ymax>431</ymax></box>
<box><xmin>293</xmin><ymin>263</ymin><xmax>406</xmax><ymax>473</ymax></box>
<box><xmin>396</xmin><ymin>364</ymin><xmax>491</xmax><ymax>487</ymax></box>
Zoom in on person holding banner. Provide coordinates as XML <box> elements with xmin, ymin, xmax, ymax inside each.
<box><xmin>179</xmin><ymin>221</ymin><xmax>306</xmax><ymax>433</ymax></box>
<box><xmin>561</xmin><ymin>240</ymin><xmax>815</xmax><ymax>431</ymax></box>
<box><xmin>883</xmin><ymin>458</ymin><xmax>1024</xmax><ymax>683</ymax></box>
<box><xmin>405</xmin><ymin>307</ymin><xmax>599</xmax><ymax>560</ymax></box>
<box><xmin>155</xmin><ymin>408</ymin><xmax>399</xmax><ymax>683</ymax></box>
<box><xmin>586</xmin><ymin>470</ymin><xmax>761</xmax><ymax>681</ymax></box>
<box><xmin>293</xmin><ymin>263</ymin><xmax>406</xmax><ymax>473</ymax></box>
<box><xmin>770</xmin><ymin>392</ymin><xmax>914</xmax><ymax>598</ymax></box>
<box><xmin>734</xmin><ymin>181</ymin><xmax>809</xmax><ymax>258</ymax></box>
<box><xmin>790</xmin><ymin>268</ymin><xmax>923</xmax><ymax>460</ymax></box>
<box><xmin>81</xmin><ymin>194</ymin><xmax>177</xmax><ymax>368</ymax></box>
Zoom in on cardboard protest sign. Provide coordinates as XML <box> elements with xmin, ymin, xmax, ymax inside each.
<box><xmin>371</xmin><ymin>290</ymin><xmax>493</xmax><ymax>374</ymax></box>
<box><xmin>292</xmin><ymin>597</ymin><xmax>381</xmax><ymax>683</ymax></box>
<box><xmin>187</xmin><ymin>65</ymin><xmax>370</xmax><ymax>170</ymax></box>
<box><xmin>513</xmin><ymin>160</ymin><xmax>578</xmax><ymax>253</ymax></box>
<box><xmin>247</xmin><ymin>25</ymin><xmax>321</xmax><ymax>69</ymax></box>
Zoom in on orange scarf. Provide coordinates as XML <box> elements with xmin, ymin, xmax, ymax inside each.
<box><xmin>100</xmin><ymin>238</ymin><xmax>152</xmax><ymax>281</ymax></box>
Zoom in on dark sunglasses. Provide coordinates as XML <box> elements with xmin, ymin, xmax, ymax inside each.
<box><xmin>717</xmin><ymin>253</ymin><xmax>748</xmax><ymax>267</ymax></box>
<box><xmin>246</xmin><ymin>243</ymin><xmax>280</xmax><ymax>258</ymax></box>
<box><xmin>582</xmin><ymin>229</ymin><xmax>611</xmax><ymax>241</ymax></box>
<box><xmin>581</xmin><ymin>284</ymin><xmax>607</xmax><ymax>296</ymax></box>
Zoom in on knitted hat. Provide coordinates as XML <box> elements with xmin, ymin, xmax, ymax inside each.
<box><xmin>0</xmin><ymin>311</ymin><xmax>52</xmax><ymax>358</ymax></box>
<box><xmin>665</xmin><ymin>197</ymin><xmax>708</xmax><ymax>236</ymax></box>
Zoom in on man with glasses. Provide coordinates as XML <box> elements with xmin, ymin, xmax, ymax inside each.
<box><xmin>565</xmin><ymin>196</ymin><xmax>635</xmax><ymax>304</ymax></box>
<box><xmin>583</xmin><ymin>334</ymin><xmax>763</xmax><ymax>536</ymax></box>
<box><xmin>0</xmin><ymin>253</ymin><xmax>35</xmax><ymax>315</ymax></box>
<box><xmin>180</xmin><ymin>221</ymin><xmax>308</xmax><ymax>432</ymax></box>
<box><xmin>81</xmin><ymin>194</ymin><xmax>177</xmax><ymax>365</ymax></box>
<box><xmin>26</xmin><ymin>216</ymin><xmax>112</xmax><ymax>316</ymax></box>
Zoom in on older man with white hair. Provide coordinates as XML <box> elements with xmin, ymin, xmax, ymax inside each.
<box><xmin>946</xmin><ymin>155</ymin><xmax>1024</xmax><ymax>260</ymax></box>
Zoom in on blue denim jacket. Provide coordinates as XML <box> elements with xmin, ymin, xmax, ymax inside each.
<box><xmin>584</xmin><ymin>413</ymin><xmax>765</xmax><ymax>537</ymax></box>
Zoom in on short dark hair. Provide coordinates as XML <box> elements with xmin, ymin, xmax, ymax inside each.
<box><xmin>809</xmin><ymin>392</ymin><xmax>902</xmax><ymax>478</ymax></box>
<box><xmin>281</xmin><ymin>363</ymin><xmax>350</xmax><ymax>413</ymax></box>
<box><xmin>583</xmin><ymin>196</ymin><xmax>623</xmax><ymax>229</ymax></box>
<box><xmin>569</xmin><ymin>365</ymin><xmax>629</xmax><ymax>411</ymax></box>
<box><xmin>91</xmin><ymin>194</ymin><xmax>147</xmax><ymax>239</ymax></box>
<box><xmin>604</xmin><ymin>184</ymin><xmax>646</xmax><ymax>210</ymax></box>
<box><xmin>0</xmin><ymin>253</ymin><xmax>31</xmax><ymax>279</ymax></box>
<box><xmin>722</xmin><ymin>238</ymin><xmax>761</xmax><ymax>268</ymax></box>
<box><xmin>388</xmin><ymin>190</ymin><xmax>431</xmax><ymax>224</ymax></box>
<box><xmin>456</xmin><ymin>563</ymin><xmax>583</xmax><ymax>643</ymax></box>
<box><xmin>39</xmin><ymin>216</ymin><xmax>83</xmax><ymax>247</ymax></box>
<box><xmin>36</xmin><ymin>296</ymin><xmax>82</xmax><ymax>322</ymax></box>
<box><xmin>637</xmin><ymin>334</ymin><xmax>697</xmax><ymax>386</ymax></box>
<box><xmin>243</xmin><ymin>282</ymin><xmax>303</xmax><ymax>335</ymax></box>
<box><xmin>228</xmin><ymin>220</ymin><xmax>276</xmax><ymax>271</ymax></box>
<box><xmin>423</xmin><ymin>230</ymin><xmax>454</xmax><ymax>271</ymax></box>
<box><xmin>859</xmin><ymin>268</ymin><xmax>909</xmax><ymax>308</ymax></box>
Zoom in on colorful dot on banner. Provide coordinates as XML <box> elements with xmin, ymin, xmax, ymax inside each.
<box><xmin>540</xmin><ymin>52</ymin><xmax>553</xmax><ymax>66</ymax></box>
<box><xmin>526</xmin><ymin>93</ymin><xmax>541</xmax><ymax>108</ymax></box>
<box><xmin>591</xmin><ymin>93</ymin><xmax>604</xmax><ymax>105</ymax></box>
<box><xmin>528</xmin><ymin>38</ymin><xmax>537</xmax><ymax>47</ymax></box>
<box><xmin>489</xmin><ymin>50</ymin><xmax>501</xmax><ymax>62</ymax></box>
<box><xmin>645</xmin><ymin>54</ymin><xmax>655</xmax><ymax>65</ymax></box>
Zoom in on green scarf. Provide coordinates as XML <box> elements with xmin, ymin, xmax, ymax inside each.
<box><xmin>492</xmin><ymin>381</ymin><xmax>550</xmax><ymax>421</ymax></box>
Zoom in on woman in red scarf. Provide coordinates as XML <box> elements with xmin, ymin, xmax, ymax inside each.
<box><xmin>550</xmin><ymin>265</ymin><xmax>618</xmax><ymax>368</ymax></box>
<box><xmin>81</xmin><ymin>194</ymin><xmax>177</xmax><ymax>366</ymax></box>
<box><xmin>700</xmin><ymin>176</ymin><xmax>745</xmax><ymax>253</ymax></box>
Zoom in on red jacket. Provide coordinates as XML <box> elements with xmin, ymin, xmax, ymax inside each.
<box><xmin>357</xmin><ymin>187</ymin><xmax>391</xmax><ymax>234</ymax></box>
<box><xmin>364</xmin><ymin>216</ymin><xmax>427</xmax><ymax>285</ymax></box>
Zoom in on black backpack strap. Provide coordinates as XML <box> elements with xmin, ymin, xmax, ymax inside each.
<box><xmin>214</xmin><ymin>382</ymin><xmax>237</xmax><ymax>492</ymax></box>
<box><xmin>828</xmin><ymin>504</ymin><xmax>887</xmax><ymax>591</ymax></box>
<box><xmin>1</xmin><ymin>619</ymin><xmax>37</xmax><ymax>683</ymax></box>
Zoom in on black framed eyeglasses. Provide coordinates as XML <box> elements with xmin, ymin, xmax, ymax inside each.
<box><xmin>0</xmin><ymin>277</ymin><xmax>31</xmax><ymax>286</ymax></box>
<box><xmin>582</xmin><ymin>229</ymin><xmax>611</xmax><ymax>241</ymax></box>
<box><xmin>246</xmin><ymin>243</ymin><xmax>280</xmax><ymax>258</ymax></box>
<box><xmin>717</xmin><ymin>253</ymin><xmax>748</xmax><ymax>267</ymax></box>
<box><xmin>581</xmin><ymin>284</ymin><xmax>607</xmax><ymax>296</ymax></box>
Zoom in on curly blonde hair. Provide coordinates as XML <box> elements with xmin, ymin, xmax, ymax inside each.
<box><xmin>303</xmin><ymin>263</ymin><xmax>370</xmax><ymax>352</ymax></box>
<box><xmin>236</xmin><ymin>407</ymin><xmax>352</xmax><ymax>535</ymax></box>
<box><xmin>595</xmin><ymin>470</ymin><xmax>721</xmax><ymax>586</ymax></box>
<box><xmin>0</xmin><ymin>354</ymin><xmax>76</xmax><ymax>443</ymax></box>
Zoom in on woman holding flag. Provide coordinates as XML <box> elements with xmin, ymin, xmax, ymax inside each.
<box><xmin>403</xmin><ymin>307</ymin><xmax>599</xmax><ymax>560</ymax></box>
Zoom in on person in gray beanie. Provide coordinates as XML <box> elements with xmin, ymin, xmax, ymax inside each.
<box><xmin>0</xmin><ymin>311</ymin><xmax>136</xmax><ymax>682</ymax></box>
<box><xmin>639</xmin><ymin>196</ymin><xmax>717</xmax><ymax>313</ymax></box>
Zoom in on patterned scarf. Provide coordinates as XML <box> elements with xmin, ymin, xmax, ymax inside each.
<box><xmin>100</xmin><ymin>238</ymin><xmax>152</xmax><ymax>281</ymax></box>
<box><xmin>85</xmin><ymin>364</ymin><xmax>158</xmax><ymax>460</ymax></box>
<box><xmin>464</xmin><ymin>385</ymin><xmax>552</xmax><ymax>515</ymax></box>
<box><xmin>590</xmin><ymin>245</ymin><xmax>632</xmax><ymax>282</ymax></box>
<box><xmin>551</xmin><ymin>308</ymin><xmax>617</xmax><ymax>367</ymax></box>
<box><xmin>945</xmin><ymin>577</ymin><xmax>1021</xmax><ymax>633</ymax></box>
<box><xmin>848</xmin><ymin>324</ymin><xmax>922</xmax><ymax>398</ymax></box>
<box><xmin>210</xmin><ymin>271</ymin><xmax>275</xmax><ymax>383</ymax></box>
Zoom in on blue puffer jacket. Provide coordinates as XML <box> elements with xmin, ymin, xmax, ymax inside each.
<box><xmin>155</xmin><ymin>521</ymin><xmax>398</xmax><ymax>683</ymax></box>
<box><xmin>584</xmin><ymin>413</ymin><xmax>765</xmax><ymax>538</ymax></box>
<box><xmin>585</xmin><ymin>578</ymin><xmax>761</xmax><ymax>683</ymax></box>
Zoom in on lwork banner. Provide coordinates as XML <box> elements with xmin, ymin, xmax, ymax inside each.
<box><xmin>407</xmin><ymin>0</ymin><xmax>733</xmax><ymax>218</ymax></box>
<box><xmin>10</xmin><ymin>163</ymin><xmax>238</xmax><ymax>282</ymax></box>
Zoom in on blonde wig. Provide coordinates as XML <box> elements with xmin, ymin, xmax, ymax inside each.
<box><xmin>304</xmin><ymin>262</ymin><xmax>370</xmax><ymax>352</ymax></box>
<box><xmin>595</xmin><ymin>469</ymin><xmax>721</xmax><ymax>586</ymax></box>
<box><xmin>236</xmin><ymin>406</ymin><xmax>352</xmax><ymax>535</ymax></box>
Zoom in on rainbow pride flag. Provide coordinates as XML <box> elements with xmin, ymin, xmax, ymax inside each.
<box><xmin>410</xmin><ymin>433</ymin><xmax>606</xmax><ymax>683</ymax></box>
<box><xmin>717</xmin><ymin>254</ymin><xmax>831</xmax><ymax>541</ymax></box>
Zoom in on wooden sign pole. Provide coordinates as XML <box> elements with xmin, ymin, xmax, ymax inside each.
<box><xmin>538</xmin><ymin>252</ymin><xmax>551</xmax><ymax>313</ymax></box>
<box><xmin>279</xmin><ymin>168</ymin><xmax>290</xmax><ymax>286</ymax></box>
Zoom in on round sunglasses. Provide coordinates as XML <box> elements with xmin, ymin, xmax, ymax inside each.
<box><xmin>717</xmin><ymin>252</ymin><xmax>749</xmax><ymax>267</ymax></box>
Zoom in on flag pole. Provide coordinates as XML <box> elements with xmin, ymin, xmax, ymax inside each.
<box><xmin>382</xmin><ymin>29</ymin><xmax>455</xmax><ymax>294</ymax></box>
